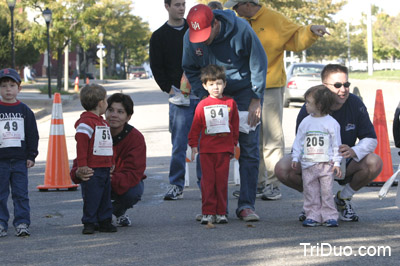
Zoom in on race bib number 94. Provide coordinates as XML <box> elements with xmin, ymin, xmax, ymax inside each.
<box><xmin>0</xmin><ymin>118</ymin><xmax>24</xmax><ymax>148</ymax></box>
<box><xmin>204</xmin><ymin>104</ymin><xmax>230</xmax><ymax>134</ymax></box>
<box><xmin>303</xmin><ymin>131</ymin><xmax>330</xmax><ymax>162</ymax></box>
<box><xmin>93</xmin><ymin>126</ymin><xmax>113</xmax><ymax>156</ymax></box>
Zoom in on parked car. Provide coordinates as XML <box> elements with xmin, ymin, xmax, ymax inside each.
<box><xmin>283</xmin><ymin>63</ymin><xmax>325</xmax><ymax>107</ymax></box>
<box><xmin>129</xmin><ymin>66</ymin><xmax>148</xmax><ymax>79</ymax></box>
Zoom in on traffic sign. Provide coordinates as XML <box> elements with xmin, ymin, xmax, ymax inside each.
<box><xmin>97</xmin><ymin>49</ymin><xmax>106</xmax><ymax>58</ymax></box>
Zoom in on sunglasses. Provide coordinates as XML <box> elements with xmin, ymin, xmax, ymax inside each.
<box><xmin>324</xmin><ymin>82</ymin><xmax>351</xmax><ymax>88</ymax></box>
<box><xmin>233</xmin><ymin>2</ymin><xmax>246</xmax><ymax>10</ymax></box>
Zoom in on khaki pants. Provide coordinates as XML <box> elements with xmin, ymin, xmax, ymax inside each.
<box><xmin>258</xmin><ymin>87</ymin><xmax>285</xmax><ymax>188</ymax></box>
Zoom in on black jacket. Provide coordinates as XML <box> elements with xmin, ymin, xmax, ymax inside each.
<box><xmin>149</xmin><ymin>21</ymin><xmax>188</xmax><ymax>93</ymax></box>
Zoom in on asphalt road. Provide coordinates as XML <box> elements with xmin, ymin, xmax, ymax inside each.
<box><xmin>1</xmin><ymin>79</ymin><xmax>399</xmax><ymax>265</ymax></box>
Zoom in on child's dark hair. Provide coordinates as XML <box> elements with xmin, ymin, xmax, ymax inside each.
<box><xmin>0</xmin><ymin>77</ymin><xmax>20</xmax><ymax>86</ymax></box>
<box><xmin>201</xmin><ymin>64</ymin><xmax>226</xmax><ymax>84</ymax></box>
<box><xmin>304</xmin><ymin>85</ymin><xmax>335</xmax><ymax>115</ymax></box>
<box><xmin>80</xmin><ymin>84</ymin><xmax>107</xmax><ymax>111</ymax></box>
<box><xmin>107</xmin><ymin>93</ymin><xmax>134</xmax><ymax>116</ymax></box>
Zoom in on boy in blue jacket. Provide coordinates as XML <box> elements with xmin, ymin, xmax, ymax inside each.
<box><xmin>0</xmin><ymin>68</ymin><xmax>39</xmax><ymax>237</ymax></box>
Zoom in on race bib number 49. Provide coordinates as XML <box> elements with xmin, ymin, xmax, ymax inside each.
<box><xmin>303</xmin><ymin>131</ymin><xmax>330</xmax><ymax>162</ymax></box>
<box><xmin>204</xmin><ymin>104</ymin><xmax>230</xmax><ymax>134</ymax></box>
<box><xmin>0</xmin><ymin>118</ymin><xmax>24</xmax><ymax>148</ymax></box>
<box><xmin>93</xmin><ymin>126</ymin><xmax>113</xmax><ymax>156</ymax></box>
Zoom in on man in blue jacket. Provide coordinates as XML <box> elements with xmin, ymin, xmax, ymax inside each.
<box><xmin>182</xmin><ymin>4</ymin><xmax>267</xmax><ymax>222</ymax></box>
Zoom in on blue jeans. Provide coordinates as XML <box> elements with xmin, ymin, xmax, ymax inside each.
<box><xmin>111</xmin><ymin>181</ymin><xmax>144</xmax><ymax>217</ymax></box>
<box><xmin>80</xmin><ymin>167</ymin><xmax>113</xmax><ymax>224</ymax></box>
<box><xmin>0</xmin><ymin>159</ymin><xmax>29</xmax><ymax>230</ymax></box>
<box><xmin>168</xmin><ymin>98</ymin><xmax>201</xmax><ymax>189</ymax></box>
<box><xmin>226</xmin><ymin>88</ymin><xmax>261</xmax><ymax>216</ymax></box>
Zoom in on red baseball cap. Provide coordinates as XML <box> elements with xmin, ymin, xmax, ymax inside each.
<box><xmin>187</xmin><ymin>4</ymin><xmax>214</xmax><ymax>43</ymax></box>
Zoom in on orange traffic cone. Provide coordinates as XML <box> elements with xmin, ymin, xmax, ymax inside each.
<box><xmin>37</xmin><ymin>93</ymin><xmax>78</xmax><ymax>191</ymax></box>
<box><xmin>371</xmin><ymin>89</ymin><xmax>393</xmax><ymax>185</ymax></box>
<box><xmin>74</xmin><ymin>76</ymin><xmax>79</xmax><ymax>92</ymax></box>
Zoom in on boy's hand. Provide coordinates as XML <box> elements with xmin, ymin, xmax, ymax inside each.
<box><xmin>333</xmin><ymin>166</ymin><xmax>342</xmax><ymax>179</ymax></box>
<box><xmin>27</xmin><ymin>160</ymin><xmax>35</xmax><ymax>168</ymax></box>
<box><xmin>76</xmin><ymin>166</ymin><xmax>93</xmax><ymax>181</ymax></box>
<box><xmin>291</xmin><ymin>161</ymin><xmax>297</xmax><ymax>170</ymax></box>
<box><xmin>191</xmin><ymin>147</ymin><xmax>198</xmax><ymax>162</ymax></box>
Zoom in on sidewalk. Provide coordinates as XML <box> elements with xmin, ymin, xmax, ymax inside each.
<box><xmin>20</xmin><ymin>78</ymin><xmax>79</xmax><ymax>119</ymax></box>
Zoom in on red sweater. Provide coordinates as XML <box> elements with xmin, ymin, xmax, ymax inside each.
<box><xmin>188</xmin><ymin>96</ymin><xmax>239</xmax><ymax>154</ymax></box>
<box><xmin>74</xmin><ymin>111</ymin><xmax>113</xmax><ymax>168</ymax></box>
<box><xmin>71</xmin><ymin>124</ymin><xmax>147</xmax><ymax>195</ymax></box>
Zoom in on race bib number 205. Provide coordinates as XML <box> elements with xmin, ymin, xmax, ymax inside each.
<box><xmin>303</xmin><ymin>131</ymin><xmax>330</xmax><ymax>162</ymax></box>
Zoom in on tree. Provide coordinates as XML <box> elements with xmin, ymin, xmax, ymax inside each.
<box><xmin>373</xmin><ymin>13</ymin><xmax>400</xmax><ymax>65</ymax></box>
<box><xmin>0</xmin><ymin>2</ymin><xmax>40</xmax><ymax>70</ymax></box>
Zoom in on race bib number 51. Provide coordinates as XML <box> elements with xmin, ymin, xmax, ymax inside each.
<box><xmin>93</xmin><ymin>126</ymin><xmax>113</xmax><ymax>156</ymax></box>
<box><xmin>204</xmin><ymin>104</ymin><xmax>230</xmax><ymax>134</ymax></box>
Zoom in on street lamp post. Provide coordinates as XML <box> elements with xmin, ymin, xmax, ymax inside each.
<box><xmin>43</xmin><ymin>8</ymin><xmax>52</xmax><ymax>98</ymax></box>
<box><xmin>7</xmin><ymin>0</ymin><xmax>16</xmax><ymax>69</ymax></box>
<box><xmin>99</xmin><ymin>32</ymin><xmax>104</xmax><ymax>81</ymax></box>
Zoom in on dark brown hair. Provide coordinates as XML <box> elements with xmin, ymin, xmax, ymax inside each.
<box><xmin>304</xmin><ymin>85</ymin><xmax>335</xmax><ymax>115</ymax></box>
<box><xmin>321</xmin><ymin>64</ymin><xmax>348</xmax><ymax>83</ymax></box>
<box><xmin>201</xmin><ymin>64</ymin><xmax>226</xmax><ymax>84</ymax></box>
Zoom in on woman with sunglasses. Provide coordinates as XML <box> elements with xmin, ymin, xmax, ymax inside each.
<box><xmin>275</xmin><ymin>64</ymin><xmax>383</xmax><ymax>223</ymax></box>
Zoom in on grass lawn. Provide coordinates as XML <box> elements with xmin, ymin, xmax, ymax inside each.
<box><xmin>350</xmin><ymin>70</ymin><xmax>400</xmax><ymax>81</ymax></box>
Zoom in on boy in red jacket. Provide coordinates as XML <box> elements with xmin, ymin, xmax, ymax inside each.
<box><xmin>75</xmin><ymin>84</ymin><xmax>116</xmax><ymax>234</ymax></box>
<box><xmin>188</xmin><ymin>65</ymin><xmax>239</xmax><ymax>224</ymax></box>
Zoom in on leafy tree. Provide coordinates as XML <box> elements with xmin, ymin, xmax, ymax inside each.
<box><xmin>373</xmin><ymin>13</ymin><xmax>400</xmax><ymax>65</ymax></box>
<box><xmin>0</xmin><ymin>2</ymin><xmax>40</xmax><ymax>69</ymax></box>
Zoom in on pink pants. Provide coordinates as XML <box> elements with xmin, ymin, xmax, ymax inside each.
<box><xmin>200</xmin><ymin>152</ymin><xmax>230</xmax><ymax>215</ymax></box>
<box><xmin>302</xmin><ymin>162</ymin><xmax>338</xmax><ymax>223</ymax></box>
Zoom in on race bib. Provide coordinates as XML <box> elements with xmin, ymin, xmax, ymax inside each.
<box><xmin>204</xmin><ymin>105</ymin><xmax>230</xmax><ymax>134</ymax></box>
<box><xmin>0</xmin><ymin>118</ymin><xmax>25</xmax><ymax>148</ymax></box>
<box><xmin>303</xmin><ymin>131</ymin><xmax>330</xmax><ymax>162</ymax></box>
<box><xmin>93</xmin><ymin>126</ymin><xmax>113</xmax><ymax>156</ymax></box>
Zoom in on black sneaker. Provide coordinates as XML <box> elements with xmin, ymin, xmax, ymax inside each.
<box><xmin>99</xmin><ymin>219</ymin><xmax>117</xmax><ymax>233</ymax></box>
<box><xmin>334</xmin><ymin>191</ymin><xmax>359</xmax><ymax>222</ymax></box>
<box><xmin>164</xmin><ymin>185</ymin><xmax>183</xmax><ymax>200</ymax></box>
<box><xmin>82</xmin><ymin>223</ymin><xmax>96</xmax><ymax>234</ymax></box>
<box><xmin>298</xmin><ymin>210</ymin><xmax>306</xmax><ymax>222</ymax></box>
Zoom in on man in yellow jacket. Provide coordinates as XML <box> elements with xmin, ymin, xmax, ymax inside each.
<box><xmin>225</xmin><ymin>0</ymin><xmax>329</xmax><ymax>200</ymax></box>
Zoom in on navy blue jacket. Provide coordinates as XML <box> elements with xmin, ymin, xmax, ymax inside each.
<box><xmin>182</xmin><ymin>9</ymin><xmax>267</xmax><ymax>100</ymax></box>
<box><xmin>0</xmin><ymin>100</ymin><xmax>39</xmax><ymax>162</ymax></box>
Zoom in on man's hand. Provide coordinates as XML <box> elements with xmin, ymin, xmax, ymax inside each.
<box><xmin>339</xmin><ymin>144</ymin><xmax>356</xmax><ymax>159</ymax></box>
<box><xmin>76</xmin><ymin>166</ymin><xmax>94</xmax><ymax>181</ymax></box>
<box><xmin>248</xmin><ymin>98</ymin><xmax>261</xmax><ymax>127</ymax></box>
<box><xmin>310</xmin><ymin>25</ymin><xmax>330</xmax><ymax>37</ymax></box>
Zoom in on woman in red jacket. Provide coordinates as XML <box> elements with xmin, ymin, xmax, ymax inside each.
<box><xmin>71</xmin><ymin>93</ymin><xmax>146</xmax><ymax>227</ymax></box>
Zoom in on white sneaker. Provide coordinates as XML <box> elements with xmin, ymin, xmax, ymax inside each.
<box><xmin>0</xmin><ymin>224</ymin><xmax>7</xmax><ymax>237</ymax></box>
<box><xmin>169</xmin><ymin>92</ymin><xmax>190</xmax><ymax>106</ymax></box>
<box><xmin>116</xmin><ymin>214</ymin><xmax>132</xmax><ymax>227</ymax></box>
<box><xmin>15</xmin><ymin>223</ymin><xmax>30</xmax><ymax>237</ymax></box>
<box><xmin>200</xmin><ymin>215</ymin><xmax>216</xmax><ymax>225</ymax></box>
<box><xmin>215</xmin><ymin>215</ymin><xmax>228</xmax><ymax>224</ymax></box>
